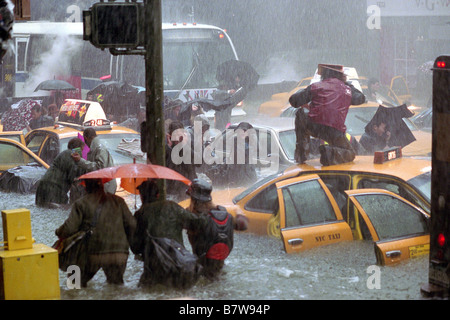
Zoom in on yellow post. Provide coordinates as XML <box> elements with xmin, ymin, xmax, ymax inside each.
<box><xmin>0</xmin><ymin>208</ymin><xmax>60</xmax><ymax>300</ymax></box>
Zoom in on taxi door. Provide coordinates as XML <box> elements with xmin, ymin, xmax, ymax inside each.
<box><xmin>389</xmin><ymin>76</ymin><xmax>412</xmax><ymax>104</ymax></box>
<box><xmin>276</xmin><ymin>174</ymin><xmax>353</xmax><ymax>254</ymax></box>
<box><xmin>346</xmin><ymin>189</ymin><xmax>430</xmax><ymax>266</ymax></box>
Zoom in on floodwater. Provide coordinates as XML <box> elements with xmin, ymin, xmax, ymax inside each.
<box><xmin>0</xmin><ymin>191</ymin><xmax>430</xmax><ymax>300</ymax></box>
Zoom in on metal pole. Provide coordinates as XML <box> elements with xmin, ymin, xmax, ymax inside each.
<box><xmin>144</xmin><ymin>0</ymin><xmax>166</xmax><ymax>199</ymax></box>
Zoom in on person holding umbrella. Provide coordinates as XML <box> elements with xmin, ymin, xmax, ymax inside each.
<box><xmin>359</xmin><ymin>104</ymin><xmax>415</xmax><ymax>154</ymax></box>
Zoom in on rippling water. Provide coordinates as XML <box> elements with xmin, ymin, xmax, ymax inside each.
<box><xmin>0</xmin><ymin>191</ymin><xmax>430</xmax><ymax>300</ymax></box>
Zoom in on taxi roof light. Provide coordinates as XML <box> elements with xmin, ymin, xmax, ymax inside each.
<box><xmin>373</xmin><ymin>146</ymin><xmax>402</xmax><ymax>164</ymax></box>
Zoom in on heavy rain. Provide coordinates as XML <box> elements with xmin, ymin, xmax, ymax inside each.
<box><xmin>0</xmin><ymin>0</ymin><xmax>449</xmax><ymax>303</ymax></box>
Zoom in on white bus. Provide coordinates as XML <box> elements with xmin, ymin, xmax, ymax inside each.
<box><xmin>4</xmin><ymin>21</ymin><xmax>240</xmax><ymax>106</ymax></box>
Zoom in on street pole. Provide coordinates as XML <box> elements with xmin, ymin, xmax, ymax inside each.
<box><xmin>144</xmin><ymin>0</ymin><xmax>166</xmax><ymax>199</ymax></box>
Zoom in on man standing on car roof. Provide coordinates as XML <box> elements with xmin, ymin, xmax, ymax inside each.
<box><xmin>71</xmin><ymin>127</ymin><xmax>117</xmax><ymax>194</ymax></box>
<box><xmin>289</xmin><ymin>64</ymin><xmax>365</xmax><ymax>166</ymax></box>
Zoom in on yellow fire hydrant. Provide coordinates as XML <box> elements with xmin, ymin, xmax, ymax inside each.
<box><xmin>0</xmin><ymin>208</ymin><xmax>60</xmax><ymax>300</ymax></box>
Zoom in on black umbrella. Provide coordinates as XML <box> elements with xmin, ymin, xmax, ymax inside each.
<box><xmin>365</xmin><ymin>104</ymin><xmax>416</xmax><ymax>148</ymax></box>
<box><xmin>34</xmin><ymin>79</ymin><xmax>76</xmax><ymax>92</ymax></box>
<box><xmin>87</xmin><ymin>81</ymin><xmax>140</xmax><ymax>117</ymax></box>
<box><xmin>216</xmin><ymin>60</ymin><xmax>259</xmax><ymax>90</ymax></box>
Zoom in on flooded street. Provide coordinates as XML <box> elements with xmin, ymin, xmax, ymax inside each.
<box><xmin>0</xmin><ymin>191</ymin><xmax>429</xmax><ymax>300</ymax></box>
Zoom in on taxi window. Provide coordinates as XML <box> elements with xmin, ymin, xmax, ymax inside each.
<box><xmin>245</xmin><ymin>183</ymin><xmax>278</xmax><ymax>214</ymax></box>
<box><xmin>0</xmin><ymin>142</ymin><xmax>33</xmax><ymax>167</ymax></box>
<box><xmin>354</xmin><ymin>194</ymin><xmax>428</xmax><ymax>240</ymax></box>
<box><xmin>40</xmin><ymin>136</ymin><xmax>59</xmax><ymax>165</ymax></box>
<box><xmin>356</xmin><ymin>176</ymin><xmax>430</xmax><ymax>214</ymax></box>
<box><xmin>319</xmin><ymin>174</ymin><xmax>351</xmax><ymax>211</ymax></box>
<box><xmin>281</xmin><ymin>179</ymin><xmax>336</xmax><ymax>227</ymax></box>
<box><xmin>407</xmin><ymin>172</ymin><xmax>431</xmax><ymax>203</ymax></box>
<box><xmin>26</xmin><ymin>133</ymin><xmax>47</xmax><ymax>155</ymax></box>
<box><xmin>233</xmin><ymin>172</ymin><xmax>282</xmax><ymax>203</ymax></box>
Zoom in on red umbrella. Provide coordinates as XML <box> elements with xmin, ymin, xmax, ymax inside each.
<box><xmin>78</xmin><ymin>163</ymin><xmax>191</xmax><ymax>195</ymax></box>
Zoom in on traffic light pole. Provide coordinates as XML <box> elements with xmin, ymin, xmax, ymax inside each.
<box><xmin>144</xmin><ymin>0</ymin><xmax>166</xmax><ymax>199</ymax></box>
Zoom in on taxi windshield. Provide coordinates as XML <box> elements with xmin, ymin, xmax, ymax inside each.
<box><xmin>233</xmin><ymin>172</ymin><xmax>283</xmax><ymax>203</ymax></box>
<box><xmin>407</xmin><ymin>171</ymin><xmax>431</xmax><ymax>203</ymax></box>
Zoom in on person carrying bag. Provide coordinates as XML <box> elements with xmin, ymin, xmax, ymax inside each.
<box><xmin>53</xmin><ymin>196</ymin><xmax>104</xmax><ymax>272</ymax></box>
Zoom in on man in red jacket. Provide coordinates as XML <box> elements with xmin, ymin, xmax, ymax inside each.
<box><xmin>289</xmin><ymin>64</ymin><xmax>365</xmax><ymax>165</ymax></box>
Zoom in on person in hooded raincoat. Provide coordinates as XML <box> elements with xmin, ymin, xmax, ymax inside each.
<box><xmin>35</xmin><ymin>137</ymin><xmax>85</xmax><ymax>208</ymax></box>
<box><xmin>130</xmin><ymin>180</ymin><xmax>205</xmax><ymax>287</ymax></box>
<box><xmin>289</xmin><ymin>64</ymin><xmax>365</xmax><ymax>166</ymax></box>
<box><xmin>55</xmin><ymin>178</ymin><xmax>136</xmax><ymax>287</ymax></box>
<box><xmin>71</xmin><ymin>128</ymin><xmax>117</xmax><ymax>194</ymax></box>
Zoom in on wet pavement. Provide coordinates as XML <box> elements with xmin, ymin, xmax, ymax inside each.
<box><xmin>0</xmin><ymin>191</ymin><xmax>431</xmax><ymax>300</ymax></box>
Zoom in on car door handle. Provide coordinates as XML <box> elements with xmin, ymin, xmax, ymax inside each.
<box><xmin>288</xmin><ymin>238</ymin><xmax>304</xmax><ymax>246</ymax></box>
<box><xmin>386</xmin><ymin>250</ymin><xmax>401</xmax><ymax>258</ymax></box>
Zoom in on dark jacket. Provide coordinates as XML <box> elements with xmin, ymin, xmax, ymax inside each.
<box><xmin>289</xmin><ymin>78</ymin><xmax>365</xmax><ymax>133</ymax></box>
<box><xmin>35</xmin><ymin>149</ymin><xmax>83</xmax><ymax>205</ymax></box>
<box><xmin>76</xmin><ymin>136</ymin><xmax>117</xmax><ymax>194</ymax></box>
<box><xmin>56</xmin><ymin>191</ymin><xmax>136</xmax><ymax>254</ymax></box>
<box><xmin>130</xmin><ymin>200</ymin><xmax>207</xmax><ymax>255</ymax></box>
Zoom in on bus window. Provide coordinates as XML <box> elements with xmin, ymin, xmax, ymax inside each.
<box><xmin>81</xmin><ymin>41</ymin><xmax>111</xmax><ymax>80</ymax></box>
<box><xmin>15</xmin><ymin>38</ymin><xmax>28</xmax><ymax>72</ymax></box>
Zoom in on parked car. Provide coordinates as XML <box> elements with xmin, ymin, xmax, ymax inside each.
<box><xmin>0</xmin><ymin>137</ymin><xmax>49</xmax><ymax>193</ymax></box>
<box><xmin>180</xmin><ymin>150</ymin><xmax>431</xmax><ymax>265</ymax></box>
<box><xmin>0</xmin><ymin>99</ymin><xmax>143</xmax><ymax>193</ymax></box>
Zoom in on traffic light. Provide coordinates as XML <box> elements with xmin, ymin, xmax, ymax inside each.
<box><xmin>425</xmin><ymin>55</ymin><xmax>450</xmax><ymax>295</ymax></box>
<box><xmin>83</xmin><ymin>2</ymin><xmax>144</xmax><ymax>49</ymax></box>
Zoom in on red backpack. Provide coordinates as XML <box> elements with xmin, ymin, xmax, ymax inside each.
<box><xmin>204</xmin><ymin>206</ymin><xmax>234</xmax><ymax>260</ymax></box>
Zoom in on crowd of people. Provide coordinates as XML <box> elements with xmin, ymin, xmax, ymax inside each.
<box><xmin>55</xmin><ymin>174</ymin><xmax>248</xmax><ymax>288</ymax></box>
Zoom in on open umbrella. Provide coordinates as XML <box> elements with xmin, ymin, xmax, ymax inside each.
<box><xmin>34</xmin><ymin>79</ymin><xmax>76</xmax><ymax>92</ymax></box>
<box><xmin>365</xmin><ymin>104</ymin><xmax>416</xmax><ymax>148</ymax></box>
<box><xmin>216</xmin><ymin>60</ymin><xmax>260</xmax><ymax>90</ymax></box>
<box><xmin>86</xmin><ymin>80</ymin><xmax>140</xmax><ymax>118</ymax></box>
<box><xmin>78</xmin><ymin>163</ymin><xmax>191</xmax><ymax>195</ymax></box>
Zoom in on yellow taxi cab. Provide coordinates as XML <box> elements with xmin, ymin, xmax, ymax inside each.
<box><xmin>182</xmin><ymin>148</ymin><xmax>431</xmax><ymax>265</ymax></box>
<box><xmin>24</xmin><ymin>99</ymin><xmax>142</xmax><ymax>166</ymax></box>
<box><xmin>0</xmin><ymin>137</ymin><xmax>49</xmax><ymax>174</ymax></box>
<box><xmin>0</xmin><ymin>131</ymin><xmax>26</xmax><ymax>145</ymax></box>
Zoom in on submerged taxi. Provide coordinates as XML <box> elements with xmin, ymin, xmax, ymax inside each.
<box><xmin>24</xmin><ymin>99</ymin><xmax>143</xmax><ymax>166</ymax></box>
<box><xmin>185</xmin><ymin>149</ymin><xmax>431</xmax><ymax>265</ymax></box>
